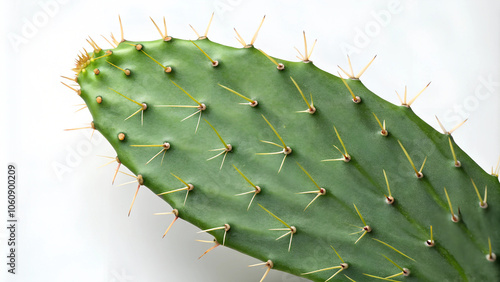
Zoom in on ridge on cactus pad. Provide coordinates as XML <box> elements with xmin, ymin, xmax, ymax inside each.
<box><xmin>64</xmin><ymin>18</ymin><xmax>499</xmax><ymax>282</ymax></box>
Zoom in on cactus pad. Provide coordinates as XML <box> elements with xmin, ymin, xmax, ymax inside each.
<box><xmin>65</xmin><ymin>20</ymin><xmax>499</xmax><ymax>281</ymax></box>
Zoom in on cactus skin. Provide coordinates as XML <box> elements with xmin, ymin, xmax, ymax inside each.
<box><xmin>70</xmin><ymin>32</ymin><xmax>499</xmax><ymax>281</ymax></box>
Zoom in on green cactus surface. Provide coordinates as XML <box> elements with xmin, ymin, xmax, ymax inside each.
<box><xmin>66</xmin><ymin>23</ymin><xmax>500</xmax><ymax>281</ymax></box>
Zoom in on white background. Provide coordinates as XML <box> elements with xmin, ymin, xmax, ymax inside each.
<box><xmin>1</xmin><ymin>1</ymin><xmax>499</xmax><ymax>281</ymax></box>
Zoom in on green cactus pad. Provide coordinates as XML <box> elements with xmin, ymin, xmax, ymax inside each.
<box><xmin>69</xmin><ymin>32</ymin><xmax>499</xmax><ymax>281</ymax></box>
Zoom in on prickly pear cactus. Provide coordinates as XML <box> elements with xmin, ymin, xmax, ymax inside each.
<box><xmin>64</xmin><ymin>18</ymin><xmax>499</xmax><ymax>281</ymax></box>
